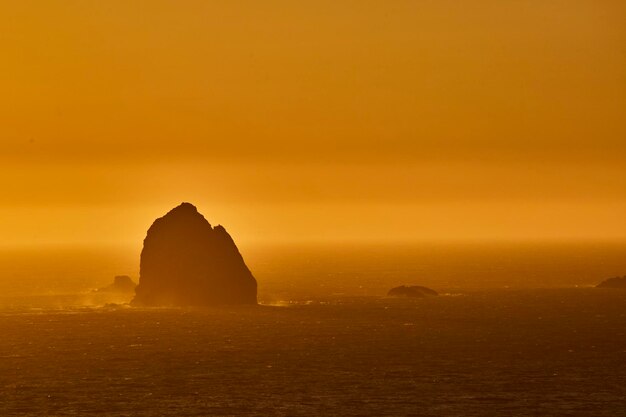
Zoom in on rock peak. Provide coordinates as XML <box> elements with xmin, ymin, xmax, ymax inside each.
<box><xmin>132</xmin><ymin>203</ymin><xmax>257</xmax><ymax>306</ymax></box>
<box><xmin>167</xmin><ymin>202</ymin><xmax>199</xmax><ymax>215</ymax></box>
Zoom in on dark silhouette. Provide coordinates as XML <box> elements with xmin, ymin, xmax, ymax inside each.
<box><xmin>132</xmin><ymin>203</ymin><xmax>257</xmax><ymax>306</ymax></box>
<box><xmin>96</xmin><ymin>275</ymin><xmax>137</xmax><ymax>293</ymax></box>
<box><xmin>596</xmin><ymin>276</ymin><xmax>626</xmax><ymax>289</ymax></box>
<box><xmin>388</xmin><ymin>285</ymin><xmax>438</xmax><ymax>298</ymax></box>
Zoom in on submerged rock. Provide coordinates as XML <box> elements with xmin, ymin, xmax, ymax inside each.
<box><xmin>132</xmin><ymin>203</ymin><xmax>257</xmax><ymax>306</ymax></box>
<box><xmin>596</xmin><ymin>276</ymin><xmax>626</xmax><ymax>289</ymax></box>
<box><xmin>388</xmin><ymin>285</ymin><xmax>438</xmax><ymax>298</ymax></box>
<box><xmin>96</xmin><ymin>275</ymin><xmax>137</xmax><ymax>293</ymax></box>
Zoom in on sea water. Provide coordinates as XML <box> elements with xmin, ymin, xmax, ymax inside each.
<box><xmin>1</xmin><ymin>242</ymin><xmax>625</xmax><ymax>416</ymax></box>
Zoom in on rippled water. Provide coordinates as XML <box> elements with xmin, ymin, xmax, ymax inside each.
<box><xmin>1</xmin><ymin>243</ymin><xmax>626</xmax><ymax>415</ymax></box>
<box><xmin>1</xmin><ymin>290</ymin><xmax>626</xmax><ymax>416</ymax></box>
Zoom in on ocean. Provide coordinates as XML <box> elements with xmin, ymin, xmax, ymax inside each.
<box><xmin>1</xmin><ymin>242</ymin><xmax>625</xmax><ymax>416</ymax></box>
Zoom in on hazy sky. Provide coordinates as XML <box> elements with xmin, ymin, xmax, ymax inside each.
<box><xmin>1</xmin><ymin>1</ymin><xmax>625</xmax><ymax>245</ymax></box>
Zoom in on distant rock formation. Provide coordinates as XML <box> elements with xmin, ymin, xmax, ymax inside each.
<box><xmin>132</xmin><ymin>203</ymin><xmax>257</xmax><ymax>306</ymax></box>
<box><xmin>97</xmin><ymin>275</ymin><xmax>137</xmax><ymax>293</ymax></box>
<box><xmin>596</xmin><ymin>276</ymin><xmax>626</xmax><ymax>289</ymax></box>
<box><xmin>388</xmin><ymin>285</ymin><xmax>438</xmax><ymax>298</ymax></box>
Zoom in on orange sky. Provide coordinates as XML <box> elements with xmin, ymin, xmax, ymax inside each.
<box><xmin>1</xmin><ymin>1</ymin><xmax>625</xmax><ymax>246</ymax></box>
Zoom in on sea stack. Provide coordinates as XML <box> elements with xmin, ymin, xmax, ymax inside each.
<box><xmin>387</xmin><ymin>285</ymin><xmax>438</xmax><ymax>298</ymax></box>
<box><xmin>97</xmin><ymin>275</ymin><xmax>137</xmax><ymax>293</ymax></box>
<box><xmin>132</xmin><ymin>203</ymin><xmax>257</xmax><ymax>306</ymax></box>
<box><xmin>596</xmin><ymin>276</ymin><xmax>626</xmax><ymax>289</ymax></box>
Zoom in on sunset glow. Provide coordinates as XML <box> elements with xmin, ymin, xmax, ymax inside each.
<box><xmin>2</xmin><ymin>1</ymin><xmax>625</xmax><ymax>245</ymax></box>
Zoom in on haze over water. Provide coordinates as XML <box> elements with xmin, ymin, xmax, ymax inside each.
<box><xmin>2</xmin><ymin>241</ymin><xmax>626</xmax><ymax>302</ymax></box>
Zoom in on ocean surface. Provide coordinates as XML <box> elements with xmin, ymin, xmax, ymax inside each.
<box><xmin>1</xmin><ymin>242</ymin><xmax>626</xmax><ymax>416</ymax></box>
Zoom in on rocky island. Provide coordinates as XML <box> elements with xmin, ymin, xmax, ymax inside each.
<box><xmin>596</xmin><ymin>276</ymin><xmax>626</xmax><ymax>289</ymax></box>
<box><xmin>96</xmin><ymin>275</ymin><xmax>137</xmax><ymax>293</ymax></box>
<box><xmin>132</xmin><ymin>203</ymin><xmax>257</xmax><ymax>306</ymax></box>
<box><xmin>387</xmin><ymin>285</ymin><xmax>438</xmax><ymax>298</ymax></box>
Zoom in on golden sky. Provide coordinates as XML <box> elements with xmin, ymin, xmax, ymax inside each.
<box><xmin>1</xmin><ymin>1</ymin><xmax>625</xmax><ymax>245</ymax></box>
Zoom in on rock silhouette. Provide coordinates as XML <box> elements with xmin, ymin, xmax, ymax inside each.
<box><xmin>388</xmin><ymin>285</ymin><xmax>438</xmax><ymax>298</ymax></box>
<box><xmin>97</xmin><ymin>275</ymin><xmax>136</xmax><ymax>293</ymax></box>
<box><xmin>132</xmin><ymin>203</ymin><xmax>257</xmax><ymax>306</ymax></box>
<box><xmin>596</xmin><ymin>276</ymin><xmax>626</xmax><ymax>289</ymax></box>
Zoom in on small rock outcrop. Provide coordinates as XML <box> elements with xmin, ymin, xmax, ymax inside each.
<box><xmin>132</xmin><ymin>203</ymin><xmax>257</xmax><ymax>306</ymax></box>
<box><xmin>596</xmin><ymin>276</ymin><xmax>626</xmax><ymax>289</ymax></box>
<box><xmin>97</xmin><ymin>275</ymin><xmax>137</xmax><ymax>293</ymax></box>
<box><xmin>388</xmin><ymin>285</ymin><xmax>438</xmax><ymax>298</ymax></box>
